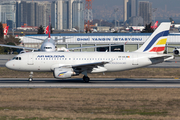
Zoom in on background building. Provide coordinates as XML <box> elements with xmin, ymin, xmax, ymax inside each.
<box><xmin>0</xmin><ymin>1</ymin><xmax>16</xmax><ymax>29</ymax></box>
<box><xmin>138</xmin><ymin>1</ymin><xmax>152</xmax><ymax>25</ymax></box>
<box><xmin>1</xmin><ymin>0</ymin><xmax>84</xmax><ymax>30</ymax></box>
<box><xmin>72</xmin><ymin>0</ymin><xmax>84</xmax><ymax>32</ymax></box>
<box><xmin>123</xmin><ymin>0</ymin><xmax>129</xmax><ymax>22</ymax></box>
<box><xmin>127</xmin><ymin>0</ymin><xmax>138</xmax><ymax>21</ymax></box>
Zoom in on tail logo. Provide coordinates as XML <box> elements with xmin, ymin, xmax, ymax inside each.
<box><xmin>143</xmin><ymin>30</ymin><xmax>169</xmax><ymax>52</ymax></box>
<box><xmin>4</xmin><ymin>26</ymin><xmax>9</xmax><ymax>36</ymax></box>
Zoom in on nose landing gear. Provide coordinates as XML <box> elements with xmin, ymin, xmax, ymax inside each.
<box><xmin>29</xmin><ymin>72</ymin><xmax>33</xmax><ymax>82</ymax></box>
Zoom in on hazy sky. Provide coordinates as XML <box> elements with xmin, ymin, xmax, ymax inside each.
<box><xmin>93</xmin><ymin>0</ymin><xmax>180</xmax><ymax>11</ymax></box>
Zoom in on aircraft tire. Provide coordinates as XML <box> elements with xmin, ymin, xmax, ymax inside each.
<box><xmin>83</xmin><ymin>76</ymin><xmax>90</xmax><ymax>83</ymax></box>
<box><xmin>28</xmin><ymin>78</ymin><xmax>33</xmax><ymax>82</ymax></box>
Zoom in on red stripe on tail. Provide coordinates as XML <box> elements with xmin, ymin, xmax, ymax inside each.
<box><xmin>149</xmin><ymin>46</ymin><xmax>165</xmax><ymax>52</ymax></box>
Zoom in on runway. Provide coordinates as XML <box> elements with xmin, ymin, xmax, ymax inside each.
<box><xmin>0</xmin><ymin>78</ymin><xmax>180</xmax><ymax>88</ymax></box>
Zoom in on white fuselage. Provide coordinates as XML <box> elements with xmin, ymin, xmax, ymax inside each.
<box><xmin>6</xmin><ymin>52</ymin><xmax>164</xmax><ymax>73</ymax></box>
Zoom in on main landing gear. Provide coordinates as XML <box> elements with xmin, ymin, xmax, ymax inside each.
<box><xmin>28</xmin><ymin>72</ymin><xmax>33</xmax><ymax>82</ymax></box>
<box><xmin>83</xmin><ymin>75</ymin><xmax>90</xmax><ymax>83</ymax></box>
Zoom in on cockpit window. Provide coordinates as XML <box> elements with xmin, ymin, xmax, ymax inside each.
<box><xmin>12</xmin><ymin>57</ymin><xmax>21</xmax><ymax>60</ymax></box>
<box><xmin>44</xmin><ymin>47</ymin><xmax>52</xmax><ymax>49</ymax></box>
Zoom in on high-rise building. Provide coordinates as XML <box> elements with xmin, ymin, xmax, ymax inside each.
<box><xmin>56</xmin><ymin>0</ymin><xmax>63</xmax><ymax>30</ymax></box>
<box><xmin>51</xmin><ymin>1</ymin><xmax>57</xmax><ymax>29</ymax></box>
<box><xmin>123</xmin><ymin>0</ymin><xmax>129</xmax><ymax>22</ymax></box>
<box><xmin>68</xmin><ymin>0</ymin><xmax>74</xmax><ymax>29</ymax></box>
<box><xmin>44</xmin><ymin>2</ymin><xmax>51</xmax><ymax>26</ymax></box>
<box><xmin>139</xmin><ymin>1</ymin><xmax>152</xmax><ymax>25</ymax></box>
<box><xmin>63</xmin><ymin>0</ymin><xmax>69</xmax><ymax>29</ymax></box>
<box><xmin>27</xmin><ymin>2</ymin><xmax>35</xmax><ymax>27</ymax></box>
<box><xmin>127</xmin><ymin>0</ymin><xmax>138</xmax><ymax>21</ymax></box>
<box><xmin>72</xmin><ymin>0</ymin><xmax>84</xmax><ymax>31</ymax></box>
<box><xmin>0</xmin><ymin>1</ymin><xmax>16</xmax><ymax>29</ymax></box>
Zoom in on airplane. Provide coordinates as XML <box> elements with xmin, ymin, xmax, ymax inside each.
<box><xmin>126</xmin><ymin>21</ymin><xmax>158</xmax><ymax>32</ymax></box>
<box><xmin>169</xmin><ymin>17</ymin><xmax>180</xmax><ymax>28</ymax></box>
<box><xmin>166</xmin><ymin>45</ymin><xmax>180</xmax><ymax>56</ymax></box>
<box><xmin>4</xmin><ymin>26</ymin><xmax>9</xmax><ymax>36</ymax></box>
<box><xmin>5</xmin><ymin>22</ymin><xmax>173</xmax><ymax>83</ymax></box>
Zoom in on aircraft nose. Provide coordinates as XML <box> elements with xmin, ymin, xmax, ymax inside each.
<box><xmin>5</xmin><ymin>61</ymin><xmax>11</xmax><ymax>69</ymax></box>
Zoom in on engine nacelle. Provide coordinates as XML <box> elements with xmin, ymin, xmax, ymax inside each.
<box><xmin>173</xmin><ymin>49</ymin><xmax>180</xmax><ymax>55</ymax></box>
<box><xmin>53</xmin><ymin>67</ymin><xmax>75</xmax><ymax>79</ymax></box>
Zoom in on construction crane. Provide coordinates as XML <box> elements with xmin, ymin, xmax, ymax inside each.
<box><xmin>84</xmin><ymin>0</ymin><xmax>93</xmax><ymax>33</ymax></box>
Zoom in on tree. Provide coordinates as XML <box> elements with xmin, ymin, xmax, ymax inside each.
<box><xmin>141</xmin><ymin>23</ymin><xmax>154</xmax><ymax>33</ymax></box>
<box><xmin>5</xmin><ymin>35</ymin><xmax>19</xmax><ymax>45</ymax></box>
<box><xmin>4</xmin><ymin>42</ymin><xmax>17</xmax><ymax>54</ymax></box>
<box><xmin>37</xmin><ymin>25</ymin><xmax>45</xmax><ymax>34</ymax></box>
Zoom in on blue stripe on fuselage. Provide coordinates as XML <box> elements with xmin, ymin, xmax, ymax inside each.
<box><xmin>143</xmin><ymin>30</ymin><xmax>169</xmax><ymax>52</ymax></box>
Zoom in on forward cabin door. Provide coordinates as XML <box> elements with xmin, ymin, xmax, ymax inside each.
<box><xmin>132</xmin><ymin>55</ymin><xmax>138</xmax><ymax>65</ymax></box>
<box><xmin>28</xmin><ymin>54</ymin><xmax>34</xmax><ymax>65</ymax></box>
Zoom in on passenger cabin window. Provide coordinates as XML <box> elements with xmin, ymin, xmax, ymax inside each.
<box><xmin>44</xmin><ymin>47</ymin><xmax>52</xmax><ymax>49</ymax></box>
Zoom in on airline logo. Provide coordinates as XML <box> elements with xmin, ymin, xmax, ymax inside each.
<box><xmin>4</xmin><ymin>26</ymin><xmax>9</xmax><ymax>36</ymax></box>
<box><xmin>58</xmin><ymin>72</ymin><xmax>67</xmax><ymax>77</ymax></box>
<box><xmin>151</xmin><ymin>21</ymin><xmax>158</xmax><ymax>29</ymax></box>
<box><xmin>143</xmin><ymin>30</ymin><xmax>169</xmax><ymax>52</ymax></box>
<box><xmin>45</xmin><ymin>26</ymin><xmax>49</xmax><ymax>34</ymax></box>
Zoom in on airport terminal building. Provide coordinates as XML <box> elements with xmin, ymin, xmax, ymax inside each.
<box><xmin>21</xmin><ymin>33</ymin><xmax>180</xmax><ymax>53</ymax></box>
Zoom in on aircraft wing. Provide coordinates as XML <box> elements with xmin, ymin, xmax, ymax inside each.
<box><xmin>54</xmin><ymin>37</ymin><xmax>72</xmax><ymax>42</ymax></box>
<box><xmin>72</xmin><ymin>61</ymin><xmax>110</xmax><ymax>68</ymax></box>
<box><xmin>166</xmin><ymin>45</ymin><xmax>180</xmax><ymax>48</ymax></box>
<box><xmin>0</xmin><ymin>44</ymin><xmax>39</xmax><ymax>51</ymax></box>
<box><xmin>149</xmin><ymin>54</ymin><xmax>174</xmax><ymax>63</ymax></box>
<box><xmin>27</xmin><ymin>36</ymin><xmax>46</xmax><ymax>41</ymax></box>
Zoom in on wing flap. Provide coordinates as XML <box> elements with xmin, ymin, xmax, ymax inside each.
<box><xmin>72</xmin><ymin>61</ymin><xmax>110</xmax><ymax>68</ymax></box>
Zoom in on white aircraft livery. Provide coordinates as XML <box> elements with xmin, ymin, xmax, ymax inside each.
<box><xmin>5</xmin><ymin>23</ymin><xmax>173</xmax><ymax>82</ymax></box>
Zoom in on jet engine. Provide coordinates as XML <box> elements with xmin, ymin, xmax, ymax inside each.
<box><xmin>53</xmin><ymin>67</ymin><xmax>76</xmax><ymax>79</ymax></box>
<box><xmin>173</xmin><ymin>49</ymin><xmax>180</xmax><ymax>55</ymax></box>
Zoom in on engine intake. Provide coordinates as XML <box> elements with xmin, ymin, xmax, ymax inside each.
<box><xmin>173</xmin><ymin>49</ymin><xmax>180</xmax><ymax>55</ymax></box>
<box><xmin>54</xmin><ymin>67</ymin><xmax>75</xmax><ymax>79</ymax></box>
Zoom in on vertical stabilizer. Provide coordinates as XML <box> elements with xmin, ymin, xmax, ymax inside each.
<box><xmin>135</xmin><ymin>22</ymin><xmax>171</xmax><ymax>53</ymax></box>
<box><xmin>45</xmin><ymin>26</ymin><xmax>49</xmax><ymax>34</ymax></box>
<box><xmin>4</xmin><ymin>26</ymin><xmax>9</xmax><ymax>36</ymax></box>
<box><xmin>48</xmin><ymin>16</ymin><xmax>51</xmax><ymax>38</ymax></box>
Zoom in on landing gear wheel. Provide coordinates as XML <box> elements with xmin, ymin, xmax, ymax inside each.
<box><xmin>83</xmin><ymin>76</ymin><xmax>90</xmax><ymax>83</ymax></box>
<box><xmin>28</xmin><ymin>77</ymin><xmax>33</xmax><ymax>82</ymax></box>
<box><xmin>29</xmin><ymin>72</ymin><xmax>33</xmax><ymax>82</ymax></box>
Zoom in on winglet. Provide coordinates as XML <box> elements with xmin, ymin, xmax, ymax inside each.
<box><xmin>135</xmin><ymin>22</ymin><xmax>171</xmax><ymax>53</ymax></box>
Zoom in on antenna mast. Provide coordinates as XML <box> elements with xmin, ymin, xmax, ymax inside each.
<box><xmin>85</xmin><ymin>0</ymin><xmax>93</xmax><ymax>33</ymax></box>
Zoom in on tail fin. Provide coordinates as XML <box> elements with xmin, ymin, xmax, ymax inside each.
<box><xmin>45</xmin><ymin>26</ymin><xmax>49</xmax><ymax>34</ymax></box>
<box><xmin>4</xmin><ymin>26</ymin><xmax>9</xmax><ymax>36</ymax></box>
<box><xmin>152</xmin><ymin>21</ymin><xmax>158</xmax><ymax>29</ymax></box>
<box><xmin>48</xmin><ymin>16</ymin><xmax>51</xmax><ymax>38</ymax></box>
<box><xmin>135</xmin><ymin>22</ymin><xmax>171</xmax><ymax>53</ymax></box>
<box><xmin>169</xmin><ymin>17</ymin><xmax>174</xmax><ymax>24</ymax></box>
